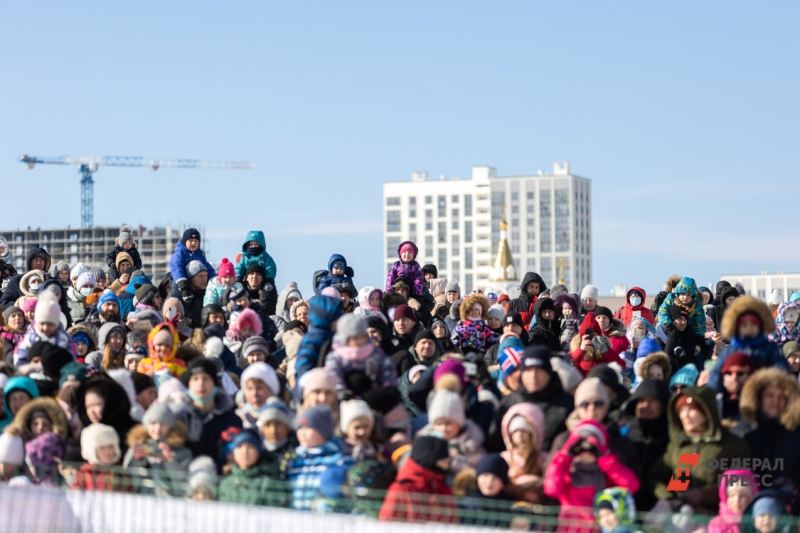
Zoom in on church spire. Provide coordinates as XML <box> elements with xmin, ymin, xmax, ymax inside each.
<box><xmin>490</xmin><ymin>204</ymin><xmax>518</xmax><ymax>282</ymax></box>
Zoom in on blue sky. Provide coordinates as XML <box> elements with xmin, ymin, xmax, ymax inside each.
<box><xmin>2</xmin><ymin>1</ymin><xmax>798</xmax><ymax>298</ymax></box>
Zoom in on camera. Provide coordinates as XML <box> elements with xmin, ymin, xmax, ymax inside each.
<box><xmin>674</xmin><ymin>346</ymin><xmax>686</xmax><ymax>358</ymax></box>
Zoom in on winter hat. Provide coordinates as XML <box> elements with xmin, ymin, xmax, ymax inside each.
<box><xmin>186</xmin><ymin>260</ymin><xmax>207</xmax><ymax>280</ymax></box>
<box><xmin>335</xmin><ymin>314</ymin><xmax>367</xmax><ymax>343</ymax></box>
<box><xmin>152</xmin><ymin>327</ymin><xmax>174</xmax><ymax>347</ymax></box>
<box><xmin>669</xmin><ymin>364</ymin><xmax>699</xmax><ymax>389</ymax></box>
<box><xmin>117</xmin><ymin>225</ymin><xmax>134</xmax><ymax>245</ymax></box>
<box><xmin>498</xmin><ymin>345</ymin><xmax>524</xmax><ymax>380</ymax></box>
<box><xmin>38</xmin><ymin>344</ymin><xmax>74</xmax><ymax>380</ymax></box>
<box><xmin>98</xmin><ymin>289</ymin><xmax>120</xmax><ymax>308</ymax></box>
<box><xmin>80</xmin><ymin>423</ymin><xmax>121</xmax><ymax>464</ymax></box>
<box><xmin>433</xmin><ymin>359</ymin><xmax>467</xmax><ymax>388</ymax></box>
<box><xmin>240</xmin><ymin>362</ymin><xmax>280</xmax><ymax>397</ymax></box>
<box><xmin>143</xmin><ymin>402</ymin><xmax>176</xmax><ymax>428</ymax></box>
<box><xmin>230</xmin><ymin>429</ymin><xmax>263</xmax><ymax>453</ymax></box>
<box><xmin>321</xmin><ymin>286</ymin><xmax>342</xmax><ymax>299</ymax></box>
<box><xmin>242</xmin><ymin>336</ymin><xmax>271</xmax><ymax>359</ymax></box>
<box><xmin>180</xmin><ymin>358</ymin><xmax>221</xmax><ymax>388</ymax></box>
<box><xmin>445</xmin><ymin>279</ymin><xmax>461</xmax><ymax>295</ymax></box>
<box><xmin>297</xmin><ymin>405</ymin><xmax>335</xmax><ymax>441</ymax></box>
<box><xmin>427</xmin><ymin>389</ymin><xmax>465</xmax><ymax>428</ymax></box>
<box><xmin>339</xmin><ymin>399</ymin><xmax>374</xmax><ymax>433</ymax></box>
<box><xmin>572</xmin><ymin>420</ymin><xmax>609</xmax><ymax>453</ymax></box>
<box><xmin>217</xmin><ymin>258</ymin><xmax>235</xmax><ymax>278</ymax></box>
<box><xmin>669</xmin><ymin>305</ymin><xmax>689</xmax><ymax>321</ymax></box>
<box><xmin>187</xmin><ymin>456</ymin><xmax>218</xmax><ymax>498</ymax></box>
<box><xmin>752</xmin><ymin>496</ymin><xmax>783</xmax><ymax>518</ymax></box>
<box><xmin>622</xmin><ymin>379</ymin><xmax>670</xmax><ymax>416</ymax></box>
<box><xmin>508</xmin><ymin>415</ymin><xmax>534</xmax><ymax>437</ymax></box>
<box><xmin>521</xmin><ymin>345</ymin><xmax>553</xmax><ymax>373</ymax></box>
<box><xmin>399</xmin><ymin>242</ymin><xmax>417</xmax><ymax>257</ymax></box>
<box><xmin>674</xmin><ymin>393</ymin><xmax>705</xmax><ymax>417</ymax></box>
<box><xmin>475</xmin><ymin>453</ymin><xmax>510</xmax><ymax>485</ymax></box>
<box><xmin>58</xmin><ymin>362</ymin><xmax>87</xmax><ymax>388</ymax></box>
<box><xmin>783</xmin><ymin>341</ymin><xmax>800</xmax><ymax>358</ymax></box>
<box><xmin>408</xmin><ymin>364</ymin><xmax>427</xmax><ymax>382</ymax></box>
<box><xmin>158</xmin><ymin>377</ymin><xmax>187</xmax><ymax>403</ymax></box>
<box><xmin>488</xmin><ymin>304</ymin><xmax>506</xmax><ymax>321</ymax></box>
<box><xmin>246</xmin><ymin>263</ymin><xmax>267</xmax><ymax>278</ymax></box>
<box><xmin>256</xmin><ymin>398</ymin><xmax>294</xmax><ymax>430</ymax></box>
<box><xmin>131</xmin><ymin>372</ymin><xmax>154</xmax><ymax>395</ymax></box>
<box><xmin>410</xmin><ymin>435</ymin><xmax>450</xmax><ymax>471</ymax></box>
<box><xmin>487</xmin><ymin>292</ymin><xmax>498</xmax><ymax>304</ymax></box>
<box><xmin>574</xmin><ymin>377</ymin><xmax>610</xmax><ymax>407</ymax></box>
<box><xmin>503</xmin><ymin>312</ymin><xmax>525</xmax><ymax>330</ymax></box>
<box><xmin>636</xmin><ymin>338</ymin><xmax>661</xmax><ymax>359</ymax></box>
<box><xmin>227</xmin><ymin>284</ymin><xmax>248</xmax><ymax>304</ymax></box>
<box><xmin>181</xmin><ymin>228</ymin><xmax>201</xmax><ymax>246</ymax></box>
<box><xmin>0</xmin><ymin>433</ymin><xmax>24</xmax><ymax>465</ymax></box>
<box><xmin>768</xmin><ymin>290</ymin><xmax>783</xmax><ymax>306</ymax></box>
<box><xmin>301</xmin><ymin>368</ymin><xmax>339</xmax><ymax>398</ymax></box>
<box><xmin>393</xmin><ymin>304</ymin><xmax>416</xmax><ymax>322</ymax></box>
<box><xmin>76</xmin><ymin>272</ymin><xmax>96</xmax><ymax>289</ymax></box>
<box><xmin>581</xmin><ymin>284</ymin><xmax>599</xmax><ymax>302</ymax></box>
<box><xmin>587</xmin><ymin>365</ymin><xmax>628</xmax><ymax>400</ymax></box>
<box><xmin>34</xmin><ymin>296</ymin><xmax>61</xmax><ymax>325</ymax></box>
<box><xmin>550</xmin><ymin>357</ymin><xmax>583</xmax><ymax>393</ymax></box>
<box><xmin>90</xmin><ymin>267</ymin><xmax>106</xmax><ymax>283</ymax></box>
<box><xmin>70</xmin><ymin>263</ymin><xmax>89</xmax><ymax>280</ymax></box>
<box><xmin>721</xmin><ymin>352</ymin><xmax>755</xmax><ymax>374</ymax></box>
<box><xmin>134</xmin><ymin>284</ymin><xmax>158</xmax><ymax>307</ymax></box>
<box><xmin>594</xmin><ymin>306</ymin><xmax>613</xmax><ymax>321</ymax></box>
<box><xmin>422</xmin><ymin>264</ymin><xmax>438</xmax><ymax>278</ymax></box>
<box><xmin>550</xmin><ymin>284</ymin><xmax>568</xmax><ymax>300</ymax></box>
<box><xmin>22</xmin><ymin>298</ymin><xmax>38</xmax><ymax>313</ymax></box>
<box><xmin>3</xmin><ymin>306</ymin><xmax>22</xmax><ymax>324</ymax></box>
<box><xmin>53</xmin><ymin>261</ymin><xmax>70</xmax><ymax>275</ymax></box>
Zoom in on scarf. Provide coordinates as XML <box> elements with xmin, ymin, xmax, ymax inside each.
<box><xmin>570</xmin><ymin>461</ymin><xmax>606</xmax><ymax>495</ymax></box>
<box><xmin>731</xmin><ymin>335</ymin><xmax>768</xmax><ymax>350</ymax></box>
<box><xmin>334</xmin><ymin>342</ymin><xmax>374</xmax><ymax>362</ymax></box>
<box><xmin>264</xmin><ymin>437</ymin><xmax>288</xmax><ymax>452</ymax></box>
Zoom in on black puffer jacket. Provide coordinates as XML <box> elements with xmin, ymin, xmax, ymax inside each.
<box><xmin>528</xmin><ymin>298</ymin><xmax>561</xmax><ymax>352</ymax></box>
<box><xmin>706</xmin><ymin>286</ymin><xmax>739</xmax><ymax>332</ymax></box>
<box><xmin>0</xmin><ymin>247</ymin><xmax>51</xmax><ymax>309</ymax></box>
<box><xmin>507</xmin><ymin>272</ymin><xmax>547</xmax><ymax>321</ymax></box>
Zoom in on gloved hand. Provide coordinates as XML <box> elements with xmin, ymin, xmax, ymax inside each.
<box><xmin>177</xmin><ymin>279</ymin><xmax>193</xmax><ymax>304</ymax></box>
<box><xmin>592</xmin><ymin>335</ymin><xmax>610</xmax><ymax>354</ymax></box>
<box><xmin>582</xmin><ymin>435</ymin><xmax>604</xmax><ymax>458</ymax></box>
<box><xmin>564</xmin><ymin>433</ymin><xmax>585</xmax><ymax>457</ymax></box>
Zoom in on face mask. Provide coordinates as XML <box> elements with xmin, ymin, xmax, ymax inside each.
<box><xmin>247</xmin><ymin>246</ymin><xmax>261</xmax><ymax>256</ymax></box>
<box><xmin>232</xmin><ymin>304</ymin><xmax>244</xmax><ymax>312</ymax></box>
<box><xmin>188</xmin><ymin>386</ymin><xmax>218</xmax><ymax>405</ymax></box>
<box><xmin>629</xmin><ymin>296</ymin><xmax>642</xmax><ymax>307</ymax></box>
<box><xmin>30</xmin><ymin>283</ymin><xmax>41</xmax><ymax>294</ymax></box>
<box><xmin>80</xmin><ymin>288</ymin><xmax>93</xmax><ymax>297</ymax></box>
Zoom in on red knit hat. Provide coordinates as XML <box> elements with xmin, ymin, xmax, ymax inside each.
<box><xmin>674</xmin><ymin>394</ymin><xmax>704</xmax><ymax>416</ymax></box>
<box><xmin>737</xmin><ymin>312</ymin><xmax>762</xmax><ymax>330</ymax></box>
<box><xmin>217</xmin><ymin>258</ymin><xmax>235</xmax><ymax>278</ymax></box>
<box><xmin>721</xmin><ymin>352</ymin><xmax>755</xmax><ymax>374</ymax></box>
<box><xmin>393</xmin><ymin>304</ymin><xmax>416</xmax><ymax>322</ymax></box>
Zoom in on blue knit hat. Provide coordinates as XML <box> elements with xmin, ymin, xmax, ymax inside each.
<box><xmin>669</xmin><ymin>363</ymin><xmax>699</xmax><ymax>388</ymax></box>
<box><xmin>230</xmin><ymin>430</ymin><xmax>263</xmax><ymax>453</ymax></box>
<box><xmin>297</xmin><ymin>405</ymin><xmax>334</xmax><ymax>441</ymax></box>
<box><xmin>753</xmin><ymin>496</ymin><xmax>783</xmax><ymax>518</ymax></box>
<box><xmin>98</xmin><ymin>289</ymin><xmax>120</xmax><ymax>308</ymax></box>
<box><xmin>636</xmin><ymin>338</ymin><xmax>661</xmax><ymax>359</ymax></box>
<box><xmin>498</xmin><ymin>335</ymin><xmax>524</xmax><ymax>380</ymax></box>
<box><xmin>308</xmin><ymin>295</ymin><xmax>344</xmax><ymax>329</ymax></box>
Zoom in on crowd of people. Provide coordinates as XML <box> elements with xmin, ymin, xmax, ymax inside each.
<box><xmin>0</xmin><ymin>229</ymin><xmax>798</xmax><ymax>533</ymax></box>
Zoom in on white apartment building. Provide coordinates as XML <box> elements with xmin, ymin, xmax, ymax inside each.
<box><xmin>720</xmin><ymin>272</ymin><xmax>800</xmax><ymax>301</ymax></box>
<box><xmin>382</xmin><ymin>162</ymin><xmax>592</xmax><ymax>294</ymax></box>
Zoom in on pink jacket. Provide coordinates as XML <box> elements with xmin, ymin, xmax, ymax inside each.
<box><xmin>707</xmin><ymin>469</ymin><xmax>759</xmax><ymax>533</ymax></box>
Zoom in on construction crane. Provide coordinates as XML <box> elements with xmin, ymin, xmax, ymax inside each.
<box><xmin>19</xmin><ymin>155</ymin><xmax>253</xmax><ymax>228</ymax></box>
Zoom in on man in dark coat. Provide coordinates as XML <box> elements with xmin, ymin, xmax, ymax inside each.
<box><xmin>0</xmin><ymin>247</ymin><xmax>51</xmax><ymax>309</ymax></box>
<box><xmin>170</xmin><ymin>259</ymin><xmax>209</xmax><ymax>329</ymax></box>
<box><xmin>386</xmin><ymin>304</ymin><xmax>424</xmax><ymax>358</ymax></box>
<box><xmin>706</xmin><ymin>285</ymin><xmax>740</xmax><ymax>333</ymax></box>
<box><xmin>527</xmin><ymin>298</ymin><xmax>561</xmax><ymax>352</ymax></box>
<box><xmin>507</xmin><ymin>272</ymin><xmax>546</xmax><ymax>328</ymax></box>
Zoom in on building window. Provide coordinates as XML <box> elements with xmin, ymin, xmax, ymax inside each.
<box><xmin>426</xmin><ymin>222</ymin><xmax>433</xmax><ymax>231</ymax></box>
<box><xmin>465</xmin><ymin>195</ymin><xmax>472</xmax><ymax>216</ymax></box>
<box><xmin>512</xmin><ymin>205</ymin><xmax>519</xmax><ymax>214</ymax></box>
<box><xmin>452</xmin><ymin>208</ymin><xmax>459</xmax><ymax>218</ymax></box>
<box><xmin>426</xmin><ymin>209</ymin><xmax>432</xmax><ymax>218</ymax></box>
<box><xmin>541</xmin><ymin>257</ymin><xmax>553</xmax><ymax>286</ymax></box>
<box><xmin>491</xmin><ymin>192</ymin><xmax>505</xmax><ymax>206</ymax></box>
<box><xmin>540</xmin><ymin>190</ymin><xmax>552</xmax><ymax>253</ymax></box>
<box><xmin>409</xmin><ymin>197</ymin><xmax>416</xmax><ymax>206</ymax></box>
<box><xmin>425</xmin><ymin>196</ymin><xmax>432</xmax><ymax>204</ymax></box>
<box><xmin>527</xmin><ymin>257</ymin><xmax>536</xmax><ymax>268</ymax></box>
<box><xmin>452</xmin><ymin>195</ymin><xmax>459</xmax><ymax>203</ymax></box>
<box><xmin>527</xmin><ymin>218</ymin><xmax>534</xmax><ymax>226</ymax></box>
<box><xmin>438</xmin><ymin>222</ymin><xmax>447</xmax><ymax>243</ymax></box>
<box><xmin>465</xmin><ymin>247</ymin><xmax>473</xmax><ymax>269</ymax></box>
<box><xmin>387</xmin><ymin>210</ymin><xmax>401</xmax><ymax>232</ymax></box>
<box><xmin>465</xmin><ymin>221</ymin><xmax>473</xmax><ymax>243</ymax></box>
<box><xmin>425</xmin><ymin>236</ymin><xmax>433</xmax><ymax>257</ymax></box>
<box><xmin>512</xmin><ymin>192</ymin><xmax>519</xmax><ymax>201</ymax></box>
<box><xmin>452</xmin><ymin>235</ymin><xmax>459</xmax><ymax>256</ymax></box>
<box><xmin>512</xmin><ymin>219</ymin><xmax>519</xmax><ymax>227</ymax></box>
<box><xmin>409</xmin><ymin>223</ymin><xmax>417</xmax><ymax>243</ymax></box>
<box><xmin>387</xmin><ymin>237</ymin><xmax>401</xmax><ymax>258</ymax></box>
<box><xmin>555</xmin><ymin>190</ymin><xmax>570</xmax><ymax>252</ymax></box>
<box><xmin>452</xmin><ymin>261</ymin><xmax>460</xmax><ymax>274</ymax></box>
<box><xmin>452</xmin><ymin>220</ymin><xmax>459</xmax><ymax>230</ymax></box>
<box><xmin>527</xmin><ymin>244</ymin><xmax>535</xmax><ymax>253</ymax></box>
<box><xmin>512</xmin><ymin>245</ymin><xmax>519</xmax><ymax>253</ymax></box>
<box><xmin>465</xmin><ymin>274</ymin><xmax>473</xmax><ymax>294</ymax></box>
<box><xmin>512</xmin><ymin>232</ymin><xmax>519</xmax><ymax>241</ymax></box>
<box><xmin>527</xmin><ymin>205</ymin><xmax>534</xmax><ymax>213</ymax></box>
<box><xmin>527</xmin><ymin>192</ymin><xmax>534</xmax><ymax>200</ymax></box>
<box><xmin>439</xmin><ymin>249</ymin><xmax>447</xmax><ymax>271</ymax></box>
<box><xmin>386</xmin><ymin>197</ymin><xmax>400</xmax><ymax>206</ymax></box>
<box><xmin>527</xmin><ymin>231</ymin><xmax>535</xmax><ymax>240</ymax></box>
<box><xmin>409</xmin><ymin>209</ymin><xmax>416</xmax><ymax>218</ymax></box>
<box><xmin>438</xmin><ymin>196</ymin><xmax>446</xmax><ymax>217</ymax></box>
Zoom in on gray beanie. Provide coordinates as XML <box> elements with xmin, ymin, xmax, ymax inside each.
<box><xmin>257</xmin><ymin>398</ymin><xmax>294</xmax><ymax>430</ymax></box>
<box><xmin>187</xmin><ymin>456</ymin><xmax>218</xmax><ymax>498</ymax></box>
<box><xmin>297</xmin><ymin>405</ymin><xmax>334</xmax><ymax>441</ymax></box>
<box><xmin>335</xmin><ymin>313</ymin><xmax>367</xmax><ymax>343</ymax></box>
<box><xmin>143</xmin><ymin>403</ymin><xmax>176</xmax><ymax>428</ymax></box>
<box><xmin>185</xmin><ymin>260</ymin><xmax>207</xmax><ymax>279</ymax></box>
<box><xmin>90</xmin><ymin>267</ymin><xmax>106</xmax><ymax>282</ymax></box>
<box><xmin>53</xmin><ymin>261</ymin><xmax>70</xmax><ymax>274</ymax></box>
<box><xmin>445</xmin><ymin>279</ymin><xmax>461</xmax><ymax>295</ymax></box>
<box><xmin>550</xmin><ymin>284</ymin><xmax>568</xmax><ymax>299</ymax></box>
<box><xmin>118</xmin><ymin>225</ymin><xmax>134</xmax><ymax>245</ymax></box>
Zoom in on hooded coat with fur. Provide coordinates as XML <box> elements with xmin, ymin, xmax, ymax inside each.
<box><xmin>708</xmin><ymin>296</ymin><xmax>788</xmax><ymax>393</ymax></box>
<box><xmin>4</xmin><ymin>397</ymin><xmax>70</xmax><ymax>444</ymax></box>
<box><xmin>450</xmin><ymin>294</ymin><xmax>499</xmax><ymax>354</ymax></box>
<box><xmin>122</xmin><ymin>421</ymin><xmax>193</xmax><ymax>494</ymax></box>
<box><xmin>735</xmin><ymin>368</ymin><xmax>800</xmax><ymax>487</ymax></box>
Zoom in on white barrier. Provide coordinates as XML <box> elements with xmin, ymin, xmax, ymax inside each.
<box><xmin>0</xmin><ymin>485</ymin><xmax>506</xmax><ymax>533</ymax></box>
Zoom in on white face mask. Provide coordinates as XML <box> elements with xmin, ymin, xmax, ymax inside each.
<box><xmin>629</xmin><ymin>296</ymin><xmax>642</xmax><ymax>307</ymax></box>
<box><xmin>80</xmin><ymin>287</ymin><xmax>93</xmax><ymax>297</ymax></box>
<box><xmin>30</xmin><ymin>282</ymin><xmax>42</xmax><ymax>294</ymax></box>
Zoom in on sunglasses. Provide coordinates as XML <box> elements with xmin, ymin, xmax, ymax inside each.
<box><xmin>724</xmin><ymin>370</ymin><xmax>748</xmax><ymax>378</ymax></box>
<box><xmin>578</xmin><ymin>400</ymin><xmax>607</xmax><ymax>410</ymax></box>
<box><xmin>672</xmin><ymin>384</ymin><xmax>687</xmax><ymax>393</ymax></box>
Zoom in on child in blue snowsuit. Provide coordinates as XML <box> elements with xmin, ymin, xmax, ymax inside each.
<box><xmin>235</xmin><ymin>231</ymin><xmax>277</xmax><ymax>282</ymax></box>
<box><xmin>316</xmin><ymin>254</ymin><xmax>355</xmax><ymax>294</ymax></box>
<box><xmin>169</xmin><ymin>228</ymin><xmax>216</xmax><ymax>303</ymax></box>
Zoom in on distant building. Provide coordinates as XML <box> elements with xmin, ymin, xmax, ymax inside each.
<box><xmin>0</xmin><ymin>225</ymin><xmax>201</xmax><ymax>281</ymax></box>
<box><xmin>382</xmin><ymin>162</ymin><xmax>592</xmax><ymax>294</ymax></box>
<box><xmin>720</xmin><ymin>271</ymin><xmax>800</xmax><ymax>301</ymax></box>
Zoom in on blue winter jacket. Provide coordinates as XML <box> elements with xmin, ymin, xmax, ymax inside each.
<box><xmin>119</xmin><ymin>274</ymin><xmax>152</xmax><ymax>320</ymax></box>
<box><xmin>0</xmin><ymin>377</ymin><xmax>39</xmax><ymax>429</ymax></box>
<box><xmin>169</xmin><ymin>241</ymin><xmax>216</xmax><ymax>284</ymax></box>
<box><xmin>284</xmin><ymin>438</ymin><xmax>352</xmax><ymax>510</ymax></box>
<box><xmin>316</xmin><ymin>254</ymin><xmax>355</xmax><ymax>293</ymax></box>
<box><xmin>235</xmin><ymin>230</ymin><xmax>277</xmax><ymax>279</ymax></box>
<box><xmin>708</xmin><ymin>336</ymin><xmax>791</xmax><ymax>392</ymax></box>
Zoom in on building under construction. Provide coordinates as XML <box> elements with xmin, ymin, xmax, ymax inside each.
<box><xmin>0</xmin><ymin>224</ymin><xmax>206</xmax><ymax>282</ymax></box>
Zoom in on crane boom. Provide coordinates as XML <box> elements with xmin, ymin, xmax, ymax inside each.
<box><xmin>19</xmin><ymin>154</ymin><xmax>253</xmax><ymax>227</ymax></box>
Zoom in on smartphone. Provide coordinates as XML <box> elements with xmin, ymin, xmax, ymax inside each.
<box><xmin>632</xmin><ymin>310</ymin><xmax>642</xmax><ymax>319</ymax></box>
<box><xmin>633</xmin><ymin>330</ymin><xmax>643</xmax><ymax>341</ymax></box>
<box><xmin>463</xmin><ymin>362</ymin><xmax>478</xmax><ymax>377</ymax></box>
<box><xmin>134</xmin><ymin>320</ymin><xmax>152</xmax><ymax>331</ymax></box>
<box><xmin>167</xmin><ymin>306</ymin><xmax>177</xmax><ymax>321</ymax></box>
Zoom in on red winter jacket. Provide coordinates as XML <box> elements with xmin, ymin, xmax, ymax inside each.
<box><xmin>71</xmin><ymin>463</ymin><xmax>134</xmax><ymax>493</ymax></box>
<box><xmin>543</xmin><ymin>424</ymin><xmax>640</xmax><ymax>533</ymax></box>
<box><xmin>615</xmin><ymin>286</ymin><xmax>655</xmax><ymax>327</ymax></box>
<box><xmin>569</xmin><ymin>313</ymin><xmax>628</xmax><ymax>376</ymax></box>
<box><xmin>379</xmin><ymin>458</ymin><xmax>458</xmax><ymax>524</ymax></box>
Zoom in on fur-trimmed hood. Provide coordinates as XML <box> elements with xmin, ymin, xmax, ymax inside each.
<box><xmin>721</xmin><ymin>296</ymin><xmax>776</xmax><ymax>340</ymax></box>
<box><xmin>228</xmin><ymin>308</ymin><xmax>263</xmax><ymax>338</ymax></box>
<box><xmin>739</xmin><ymin>367</ymin><xmax>800</xmax><ymax>431</ymax></box>
<box><xmin>638</xmin><ymin>351</ymin><xmax>671</xmax><ymax>382</ymax></box>
<box><xmin>664</xmin><ymin>275</ymin><xmax>682</xmax><ymax>292</ymax></box>
<box><xmin>460</xmin><ymin>294</ymin><xmax>491</xmax><ymax>321</ymax></box>
<box><xmin>126</xmin><ymin>420</ymin><xmax>187</xmax><ymax>450</ymax></box>
<box><xmin>67</xmin><ymin>324</ymin><xmax>98</xmax><ymax>353</ymax></box>
<box><xmin>450</xmin><ymin>299</ymin><xmax>462</xmax><ymax>321</ymax></box>
<box><xmin>604</xmin><ymin>317</ymin><xmax>627</xmax><ymax>338</ymax></box>
<box><xmin>19</xmin><ymin>269</ymin><xmax>47</xmax><ymax>297</ymax></box>
<box><xmin>5</xmin><ymin>397</ymin><xmax>70</xmax><ymax>442</ymax></box>
<box><xmin>554</xmin><ymin>292</ymin><xmax>580</xmax><ymax>318</ymax></box>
